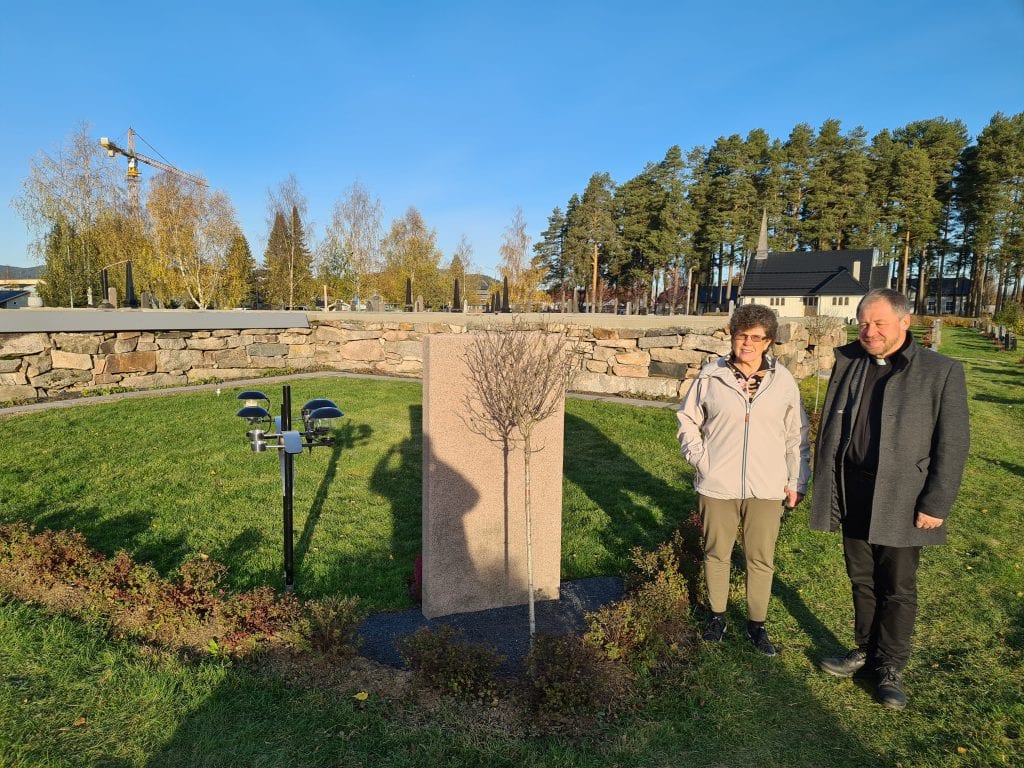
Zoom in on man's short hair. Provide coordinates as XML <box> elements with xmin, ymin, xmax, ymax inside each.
<box><xmin>857</xmin><ymin>288</ymin><xmax>910</xmax><ymax>319</ymax></box>
<box><xmin>730</xmin><ymin>303</ymin><xmax>778</xmax><ymax>341</ymax></box>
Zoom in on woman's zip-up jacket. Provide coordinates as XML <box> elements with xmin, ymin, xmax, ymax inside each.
<box><xmin>676</xmin><ymin>356</ymin><xmax>811</xmax><ymax>501</ymax></box>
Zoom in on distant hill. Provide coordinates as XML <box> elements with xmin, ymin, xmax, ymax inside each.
<box><xmin>0</xmin><ymin>264</ymin><xmax>42</xmax><ymax>279</ymax></box>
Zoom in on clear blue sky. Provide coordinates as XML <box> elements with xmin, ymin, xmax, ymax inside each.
<box><xmin>2</xmin><ymin>0</ymin><xmax>1022</xmax><ymax>278</ymax></box>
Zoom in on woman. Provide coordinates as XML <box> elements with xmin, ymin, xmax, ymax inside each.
<box><xmin>676</xmin><ymin>304</ymin><xmax>810</xmax><ymax>655</ymax></box>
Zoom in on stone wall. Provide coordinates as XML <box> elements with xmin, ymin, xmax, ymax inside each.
<box><xmin>0</xmin><ymin>314</ymin><xmax>847</xmax><ymax>404</ymax></box>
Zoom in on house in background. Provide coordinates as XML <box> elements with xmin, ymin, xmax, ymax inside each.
<box><xmin>738</xmin><ymin>248</ymin><xmax>889</xmax><ymax>322</ymax></box>
<box><xmin>907</xmin><ymin>276</ymin><xmax>973</xmax><ymax>315</ymax></box>
<box><xmin>0</xmin><ymin>288</ymin><xmax>31</xmax><ymax>309</ymax></box>
<box><xmin>737</xmin><ymin>214</ymin><xmax>888</xmax><ymax>321</ymax></box>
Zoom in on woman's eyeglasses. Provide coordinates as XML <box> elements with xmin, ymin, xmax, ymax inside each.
<box><xmin>734</xmin><ymin>334</ymin><xmax>767</xmax><ymax>343</ymax></box>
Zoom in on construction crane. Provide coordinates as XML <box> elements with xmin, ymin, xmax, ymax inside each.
<box><xmin>99</xmin><ymin>127</ymin><xmax>207</xmax><ymax>214</ymax></box>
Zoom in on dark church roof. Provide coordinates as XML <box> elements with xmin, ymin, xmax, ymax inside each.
<box><xmin>740</xmin><ymin>249</ymin><xmax>887</xmax><ymax>297</ymax></box>
<box><xmin>0</xmin><ymin>289</ymin><xmax>29</xmax><ymax>307</ymax></box>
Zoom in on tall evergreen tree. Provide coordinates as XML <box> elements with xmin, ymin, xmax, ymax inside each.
<box><xmin>564</xmin><ymin>173</ymin><xmax>617</xmax><ymax>311</ymax></box>
<box><xmin>222</xmin><ymin>230</ymin><xmax>256</xmax><ymax>308</ymax></box>
<box><xmin>264</xmin><ymin>211</ymin><xmax>291</xmax><ymax>308</ymax></box>
<box><xmin>533</xmin><ymin>206</ymin><xmax>569</xmax><ymax>303</ymax></box>
<box><xmin>779</xmin><ymin>123</ymin><xmax>814</xmax><ymax>250</ymax></box>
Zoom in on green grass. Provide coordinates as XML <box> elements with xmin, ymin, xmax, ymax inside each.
<box><xmin>1</xmin><ymin>327</ymin><xmax>1022</xmax><ymax>767</ymax></box>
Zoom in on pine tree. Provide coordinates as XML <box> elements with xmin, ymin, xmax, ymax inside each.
<box><xmin>534</xmin><ymin>207</ymin><xmax>568</xmax><ymax>304</ymax></box>
<box><xmin>222</xmin><ymin>230</ymin><xmax>256</xmax><ymax>308</ymax></box>
<box><xmin>564</xmin><ymin>173</ymin><xmax>617</xmax><ymax>311</ymax></box>
<box><xmin>264</xmin><ymin>211</ymin><xmax>290</xmax><ymax>308</ymax></box>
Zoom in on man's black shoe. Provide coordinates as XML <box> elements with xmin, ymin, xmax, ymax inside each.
<box><xmin>820</xmin><ymin>648</ymin><xmax>868</xmax><ymax>677</ymax></box>
<box><xmin>876</xmin><ymin>664</ymin><xmax>907</xmax><ymax>710</ymax></box>
<box><xmin>702</xmin><ymin>614</ymin><xmax>727</xmax><ymax>642</ymax></box>
<box><xmin>745</xmin><ymin>624</ymin><xmax>778</xmax><ymax>656</ymax></box>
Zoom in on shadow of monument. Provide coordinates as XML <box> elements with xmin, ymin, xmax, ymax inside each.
<box><xmin>367</xmin><ymin>404</ymin><xmax>424</xmax><ymax>600</ymax></box>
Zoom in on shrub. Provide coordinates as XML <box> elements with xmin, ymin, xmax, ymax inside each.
<box><xmin>221</xmin><ymin>586</ymin><xmax>304</xmax><ymax>651</ymax></box>
<box><xmin>993</xmin><ymin>303</ymin><xmax>1024</xmax><ymax>335</ymax></box>
<box><xmin>305</xmin><ymin>595</ymin><xmax>366</xmax><ymax>657</ymax></box>
<box><xmin>526</xmin><ymin>633</ymin><xmax>633</xmax><ymax>718</ymax></box>
<box><xmin>586</xmin><ymin>537</ymin><xmax>696</xmax><ymax>675</ymax></box>
<box><xmin>399</xmin><ymin>625</ymin><xmax>504</xmax><ymax>702</ymax></box>
<box><xmin>0</xmin><ymin>524</ymin><xmax>306</xmax><ymax>656</ymax></box>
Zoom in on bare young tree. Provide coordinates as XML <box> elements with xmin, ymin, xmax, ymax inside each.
<box><xmin>499</xmin><ymin>207</ymin><xmax>544</xmax><ymax>310</ymax></box>
<box><xmin>803</xmin><ymin>314</ymin><xmax>845</xmax><ymax>413</ymax></box>
<box><xmin>461</xmin><ymin>318</ymin><xmax>581</xmax><ymax>637</ymax></box>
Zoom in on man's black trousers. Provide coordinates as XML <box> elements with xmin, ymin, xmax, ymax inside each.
<box><xmin>841</xmin><ymin>464</ymin><xmax>921</xmax><ymax>670</ymax></box>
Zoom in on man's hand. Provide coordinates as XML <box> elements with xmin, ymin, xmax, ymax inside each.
<box><xmin>784</xmin><ymin>488</ymin><xmax>804</xmax><ymax>509</ymax></box>
<box><xmin>915</xmin><ymin>511</ymin><xmax>945</xmax><ymax>529</ymax></box>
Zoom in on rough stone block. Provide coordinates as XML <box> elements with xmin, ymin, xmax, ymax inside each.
<box><xmin>649</xmin><ymin>360</ymin><xmax>692</xmax><ymax>379</ymax></box>
<box><xmin>31</xmin><ymin>368</ymin><xmax>91</xmax><ymax>390</ymax></box>
<box><xmin>0</xmin><ymin>358</ymin><xmax>23</xmax><ymax>373</ymax></box>
<box><xmin>595</xmin><ymin>338</ymin><xmax>637</xmax><ymax>348</ymax></box>
<box><xmin>614</xmin><ymin>350</ymin><xmax>649</xmax><ymax>367</ymax></box>
<box><xmin>187</xmin><ymin>337</ymin><xmax>228</xmax><ymax>351</ymax></box>
<box><xmin>649</xmin><ymin>348</ymin><xmax>705</xmax><ymax>365</ymax></box>
<box><xmin>157</xmin><ymin>337</ymin><xmax>187</xmax><ymax>350</ymax></box>
<box><xmin>105</xmin><ymin>351</ymin><xmax>157</xmax><ymax>374</ymax></box>
<box><xmin>157</xmin><ymin>349</ymin><xmax>205</xmax><ymax>371</ymax></box>
<box><xmin>0</xmin><ymin>333</ymin><xmax>47</xmax><ymax>356</ymax></box>
<box><xmin>341</xmin><ymin>339</ymin><xmax>385</xmax><ymax>361</ymax></box>
<box><xmin>680</xmin><ymin>334</ymin><xmax>730</xmax><ymax>355</ymax></box>
<box><xmin>247</xmin><ymin>343</ymin><xmax>289</xmax><ymax>357</ymax></box>
<box><xmin>51</xmin><ymin>350</ymin><xmax>93</xmax><ymax>370</ymax></box>
<box><xmin>53</xmin><ymin>333</ymin><xmax>101</xmax><ymax>354</ymax></box>
<box><xmin>638</xmin><ymin>334</ymin><xmax>681</xmax><ymax>349</ymax></box>
<box><xmin>0</xmin><ymin>385</ymin><xmax>36</xmax><ymax>402</ymax></box>
<box><xmin>119</xmin><ymin>372</ymin><xmax>188</xmax><ymax>389</ymax></box>
<box><xmin>612</xmin><ymin>364</ymin><xmax>648</xmax><ymax>378</ymax></box>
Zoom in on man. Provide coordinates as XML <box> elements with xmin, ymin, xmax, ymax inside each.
<box><xmin>810</xmin><ymin>289</ymin><xmax>969</xmax><ymax>710</ymax></box>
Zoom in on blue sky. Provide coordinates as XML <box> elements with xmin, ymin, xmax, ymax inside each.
<box><xmin>2</xmin><ymin>0</ymin><xmax>1022</xmax><ymax>277</ymax></box>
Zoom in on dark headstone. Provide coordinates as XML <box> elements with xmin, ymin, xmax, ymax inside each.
<box><xmin>125</xmin><ymin>261</ymin><xmax>138</xmax><ymax>308</ymax></box>
<box><xmin>501</xmin><ymin>276</ymin><xmax>510</xmax><ymax>313</ymax></box>
<box><xmin>453</xmin><ymin>278</ymin><xmax>461</xmax><ymax>312</ymax></box>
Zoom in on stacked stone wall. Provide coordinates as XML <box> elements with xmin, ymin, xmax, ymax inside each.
<box><xmin>0</xmin><ymin>317</ymin><xmax>847</xmax><ymax>404</ymax></box>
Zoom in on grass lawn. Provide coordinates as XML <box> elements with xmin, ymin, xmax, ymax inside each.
<box><xmin>1</xmin><ymin>327</ymin><xmax>1021</xmax><ymax>767</ymax></box>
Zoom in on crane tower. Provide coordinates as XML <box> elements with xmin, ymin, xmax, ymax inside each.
<box><xmin>99</xmin><ymin>127</ymin><xmax>207</xmax><ymax>215</ymax></box>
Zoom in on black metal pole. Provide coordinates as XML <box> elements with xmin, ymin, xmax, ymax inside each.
<box><xmin>281</xmin><ymin>385</ymin><xmax>295</xmax><ymax>591</ymax></box>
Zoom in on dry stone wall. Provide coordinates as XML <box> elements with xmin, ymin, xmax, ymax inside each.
<box><xmin>0</xmin><ymin>317</ymin><xmax>847</xmax><ymax>404</ymax></box>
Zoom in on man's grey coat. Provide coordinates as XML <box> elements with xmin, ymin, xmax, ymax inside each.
<box><xmin>809</xmin><ymin>338</ymin><xmax>970</xmax><ymax>547</ymax></box>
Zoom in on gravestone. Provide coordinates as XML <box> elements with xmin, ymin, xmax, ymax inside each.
<box><xmin>369</xmin><ymin>294</ymin><xmax>384</xmax><ymax>312</ymax></box>
<box><xmin>421</xmin><ymin>334</ymin><xmax>564</xmax><ymax>619</ymax></box>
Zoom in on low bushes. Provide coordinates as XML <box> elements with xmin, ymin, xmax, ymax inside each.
<box><xmin>0</xmin><ymin>523</ymin><xmax>362</xmax><ymax>659</ymax></box>
<box><xmin>0</xmin><ymin>520</ymin><xmax>701</xmax><ymax>728</ymax></box>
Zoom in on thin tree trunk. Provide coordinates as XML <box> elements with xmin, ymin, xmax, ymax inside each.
<box><xmin>900</xmin><ymin>228</ymin><xmax>911</xmax><ymax>296</ymax></box>
<box><xmin>523</xmin><ymin>431</ymin><xmax>535</xmax><ymax>639</ymax></box>
<box><xmin>916</xmin><ymin>247</ymin><xmax>928</xmax><ymax>315</ymax></box>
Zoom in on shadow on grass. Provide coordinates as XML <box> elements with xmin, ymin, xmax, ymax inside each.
<box><xmin>294</xmin><ymin>420</ymin><xmax>375</xmax><ymax>578</ymax></box>
<box><xmin>563</xmin><ymin>411</ymin><xmax>698</xmax><ymax>565</ymax></box>
<box><xmin>973</xmin><ymin>393</ymin><xmax>1024</xmax><ymax>406</ymax></box>
<box><xmin>368</xmin><ymin>405</ymin><xmax>423</xmax><ymax>587</ymax></box>
<box><xmin>33</xmin><ymin>504</ymin><xmax>192</xmax><ymax>575</ymax></box>
<box><xmin>976</xmin><ymin>456</ymin><xmax>1024</xmax><ymax>479</ymax></box>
